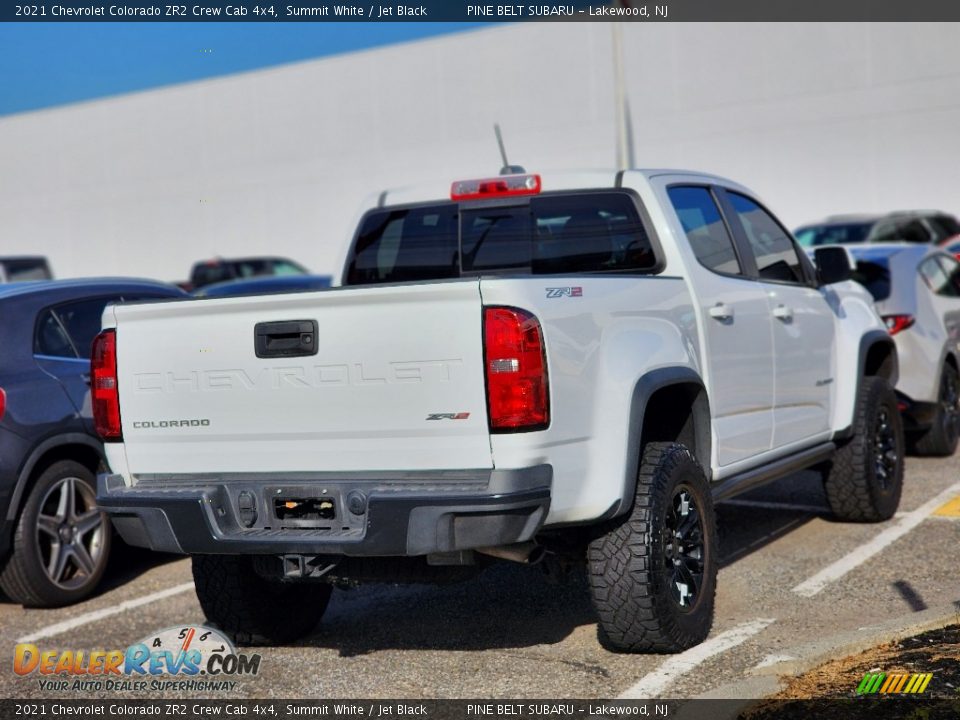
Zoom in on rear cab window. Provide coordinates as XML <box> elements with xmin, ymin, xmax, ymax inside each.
<box><xmin>344</xmin><ymin>191</ymin><xmax>659</xmax><ymax>285</ymax></box>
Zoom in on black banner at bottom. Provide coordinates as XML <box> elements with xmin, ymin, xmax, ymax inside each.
<box><xmin>4</xmin><ymin>699</ymin><xmax>960</xmax><ymax>720</ymax></box>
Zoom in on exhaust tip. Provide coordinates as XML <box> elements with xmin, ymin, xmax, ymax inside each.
<box><xmin>476</xmin><ymin>542</ymin><xmax>544</xmax><ymax>565</ymax></box>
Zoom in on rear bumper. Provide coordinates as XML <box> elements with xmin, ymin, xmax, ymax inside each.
<box><xmin>97</xmin><ymin>466</ymin><xmax>551</xmax><ymax>557</ymax></box>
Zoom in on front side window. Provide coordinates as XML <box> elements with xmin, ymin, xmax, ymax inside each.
<box><xmin>729</xmin><ymin>192</ymin><xmax>805</xmax><ymax>284</ymax></box>
<box><xmin>667</xmin><ymin>186</ymin><xmax>741</xmax><ymax>276</ymax></box>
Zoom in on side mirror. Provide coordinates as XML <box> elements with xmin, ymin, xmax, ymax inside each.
<box><xmin>814</xmin><ymin>246</ymin><xmax>853</xmax><ymax>285</ymax></box>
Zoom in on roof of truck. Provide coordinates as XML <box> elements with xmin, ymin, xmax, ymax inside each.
<box><xmin>377</xmin><ymin>168</ymin><xmax>741</xmax><ymax>207</ymax></box>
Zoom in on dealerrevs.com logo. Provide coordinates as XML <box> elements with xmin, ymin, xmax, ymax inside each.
<box><xmin>14</xmin><ymin>625</ymin><xmax>261</xmax><ymax>693</ymax></box>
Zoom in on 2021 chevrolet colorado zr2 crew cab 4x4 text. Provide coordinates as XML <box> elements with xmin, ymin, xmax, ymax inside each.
<box><xmin>95</xmin><ymin>169</ymin><xmax>903</xmax><ymax>652</ymax></box>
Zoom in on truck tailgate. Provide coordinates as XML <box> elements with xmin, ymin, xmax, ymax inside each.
<box><xmin>111</xmin><ymin>281</ymin><xmax>492</xmax><ymax>475</ymax></box>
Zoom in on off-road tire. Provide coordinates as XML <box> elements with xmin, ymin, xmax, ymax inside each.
<box><xmin>0</xmin><ymin>460</ymin><xmax>111</xmax><ymax>607</ymax></box>
<box><xmin>823</xmin><ymin>375</ymin><xmax>904</xmax><ymax>522</ymax></box>
<box><xmin>912</xmin><ymin>363</ymin><xmax>960</xmax><ymax>457</ymax></box>
<box><xmin>587</xmin><ymin>442</ymin><xmax>717</xmax><ymax>653</ymax></box>
<box><xmin>192</xmin><ymin>555</ymin><xmax>332</xmax><ymax>646</ymax></box>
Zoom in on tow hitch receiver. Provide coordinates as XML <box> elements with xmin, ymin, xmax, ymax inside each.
<box><xmin>274</xmin><ymin>497</ymin><xmax>336</xmax><ymax>528</ymax></box>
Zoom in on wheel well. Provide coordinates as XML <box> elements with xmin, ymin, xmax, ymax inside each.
<box><xmin>945</xmin><ymin>353</ymin><xmax>958</xmax><ymax>374</ymax></box>
<box><xmin>864</xmin><ymin>341</ymin><xmax>897</xmax><ymax>382</ymax></box>
<box><xmin>639</xmin><ymin>382</ymin><xmax>711</xmax><ymax>474</ymax></box>
<box><xmin>12</xmin><ymin>443</ymin><xmax>103</xmax><ymax>518</ymax></box>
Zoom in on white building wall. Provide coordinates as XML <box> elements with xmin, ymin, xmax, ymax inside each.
<box><xmin>1</xmin><ymin>22</ymin><xmax>959</xmax><ymax>281</ymax></box>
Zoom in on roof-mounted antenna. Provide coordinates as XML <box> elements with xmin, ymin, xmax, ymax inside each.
<box><xmin>494</xmin><ymin>123</ymin><xmax>526</xmax><ymax>175</ymax></box>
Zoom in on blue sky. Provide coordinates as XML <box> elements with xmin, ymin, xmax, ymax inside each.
<box><xmin>0</xmin><ymin>23</ymin><xmax>478</xmax><ymax>116</ymax></box>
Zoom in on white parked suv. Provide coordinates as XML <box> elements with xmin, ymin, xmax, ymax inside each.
<box><xmin>95</xmin><ymin>169</ymin><xmax>904</xmax><ymax>653</ymax></box>
<box><xmin>847</xmin><ymin>243</ymin><xmax>960</xmax><ymax>455</ymax></box>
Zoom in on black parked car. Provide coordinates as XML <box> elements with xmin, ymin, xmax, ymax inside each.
<box><xmin>0</xmin><ymin>279</ymin><xmax>185</xmax><ymax>607</ymax></box>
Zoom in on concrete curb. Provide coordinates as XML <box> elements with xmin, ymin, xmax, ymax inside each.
<box><xmin>674</xmin><ymin>600</ymin><xmax>960</xmax><ymax>719</ymax></box>
<box><xmin>750</xmin><ymin>600</ymin><xmax>960</xmax><ymax>679</ymax></box>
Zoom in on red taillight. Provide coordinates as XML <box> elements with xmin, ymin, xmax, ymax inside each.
<box><xmin>0</xmin><ymin>388</ymin><xmax>6</xmax><ymax>421</ymax></box>
<box><xmin>91</xmin><ymin>329</ymin><xmax>122</xmax><ymax>440</ymax></box>
<box><xmin>451</xmin><ymin>173</ymin><xmax>541</xmax><ymax>201</ymax></box>
<box><xmin>882</xmin><ymin>314</ymin><xmax>915</xmax><ymax>336</ymax></box>
<box><xmin>483</xmin><ymin>307</ymin><xmax>549</xmax><ymax>432</ymax></box>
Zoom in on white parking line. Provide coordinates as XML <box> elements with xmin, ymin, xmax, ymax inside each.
<box><xmin>17</xmin><ymin>581</ymin><xmax>195</xmax><ymax>643</ymax></box>
<box><xmin>618</xmin><ymin>618</ymin><xmax>775</xmax><ymax>698</ymax></box>
<box><xmin>792</xmin><ymin>481</ymin><xmax>960</xmax><ymax>598</ymax></box>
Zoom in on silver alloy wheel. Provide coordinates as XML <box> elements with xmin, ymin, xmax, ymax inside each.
<box><xmin>34</xmin><ymin>476</ymin><xmax>107</xmax><ymax>589</ymax></box>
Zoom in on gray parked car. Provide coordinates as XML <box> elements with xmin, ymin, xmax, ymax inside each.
<box><xmin>795</xmin><ymin>211</ymin><xmax>960</xmax><ymax>248</ymax></box>
<box><xmin>847</xmin><ymin>244</ymin><xmax>960</xmax><ymax>455</ymax></box>
<box><xmin>0</xmin><ymin>279</ymin><xmax>185</xmax><ymax>607</ymax></box>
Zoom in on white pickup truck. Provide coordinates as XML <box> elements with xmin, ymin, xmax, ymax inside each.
<box><xmin>96</xmin><ymin>169</ymin><xmax>904</xmax><ymax>653</ymax></box>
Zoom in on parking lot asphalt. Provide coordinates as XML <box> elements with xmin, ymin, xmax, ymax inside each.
<box><xmin>3</xmin><ymin>452</ymin><xmax>959</xmax><ymax>700</ymax></box>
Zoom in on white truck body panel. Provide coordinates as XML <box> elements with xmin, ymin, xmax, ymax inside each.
<box><xmin>479</xmin><ymin>274</ymin><xmax>698</xmax><ymax>524</ymax></box>
<box><xmin>106</xmin><ymin>281</ymin><xmax>494</xmax><ymax>475</ymax></box>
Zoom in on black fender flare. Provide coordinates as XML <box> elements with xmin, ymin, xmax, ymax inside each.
<box><xmin>5</xmin><ymin>432</ymin><xmax>104</xmax><ymax>523</ymax></box>
<box><xmin>835</xmin><ymin>330</ymin><xmax>899</xmax><ymax>441</ymax></box>
<box><xmin>614</xmin><ymin>367</ymin><xmax>711</xmax><ymax>518</ymax></box>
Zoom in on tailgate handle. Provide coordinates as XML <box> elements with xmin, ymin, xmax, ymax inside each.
<box><xmin>254</xmin><ymin>320</ymin><xmax>318</xmax><ymax>358</ymax></box>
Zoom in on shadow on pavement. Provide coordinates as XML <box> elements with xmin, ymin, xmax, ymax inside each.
<box><xmin>717</xmin><ymin>470</ymin><xmax>828</xmax><ymax>567</ymax></box>
<box><xmin>292</xmin><ymin>471</ymin><xmax>832</xmax><ymax>655</ymax></box>
<box><xmin>304</xmin><ymin>562</ymin><xmax>597</xmax><ymax>657</ymax></box>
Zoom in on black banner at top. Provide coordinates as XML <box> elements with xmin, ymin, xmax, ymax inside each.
<box><xmin>4</xmin><ymin>0</ymin><xmax>960</xmax><ymax>22</ymax></box>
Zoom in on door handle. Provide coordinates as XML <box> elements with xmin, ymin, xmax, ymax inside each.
<box><xmin>254</xmin><ymin>320</ymin><xmax>319</xmax><ymax>358</ymax></box>
<box><xmin>773</xmin><ymin>304</ymin><xmax>793</xmax><ymax>322</ymax></box>
<box><xmin>708</xmin><ymin>303</ymin><xmax>734</xmax><ymax>322</ymax></box>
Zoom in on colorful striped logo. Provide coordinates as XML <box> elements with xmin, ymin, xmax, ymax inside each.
<box><xmin>856</xmin><ymin>672</ymin><xmax>933</xmax><ymax>694</ymax></box>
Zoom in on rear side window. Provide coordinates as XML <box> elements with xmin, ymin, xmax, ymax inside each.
<box><xmin>871</xmin><ymin>219</ymin><xmax>930</xmax><ymax>245</ymax></box>
<box><xmin>928</xmin><ymin>215</ymin><xmax>960</xmax><ymax>240</ymax></box>
<box><xmin>36</xmin><ymin>298</ymin><xmax>113</xmax><ymax>359</ymax></box>
<box><xmin>35</xmin><ymin>295</ymin><xmax>164</xmax><ymax>359</ymax></box>
<box><xmin>728</xmin><ymin>192</ymin><xmax>806</xmax><ymax>284</ymax></box>
<box><xmin>35</xmin><ymin>297</ymin><xmax>119</xmax><ymax>358</ymax></box>
<box><xmin>35</xmin><ymin>309</ymin><xmax>76</xmax><ymax>358</ymax></box>
<box><xmin>667</xmin><ymin>186</ymin><xmax>741</xmax><ymax>276</ymax></box>
<box><xmin>344</xmin><ymin>192</ymin><xmax>656</xmax><ymax>285</ymax></box>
